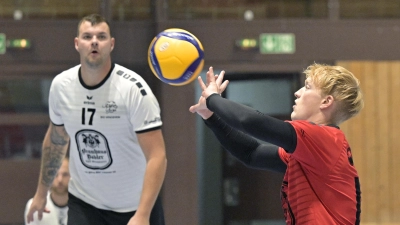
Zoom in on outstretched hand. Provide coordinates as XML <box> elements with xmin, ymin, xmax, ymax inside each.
<box><xmin>199</xmin><ymin>66</ymin><xmax>227</xmax><ymax>98</ymax></box>
<box><xmin>189</xmin><ymin>67</ymin><xmax>229</xmax><ymax>119</ymax></box>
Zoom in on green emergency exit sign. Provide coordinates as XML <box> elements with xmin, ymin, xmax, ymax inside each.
<box><xmin>259</xmin><ymin>33</ymin><xmax>295</xmax><ymax>54</ymax></box>
<box><xmin>0</xmin><ymin>33</ymin><xmax>5</xmax><ymax>54</ymax></box>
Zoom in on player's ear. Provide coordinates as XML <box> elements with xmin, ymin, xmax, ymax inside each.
<box><xmin>74</xmin><ymin>37</ymin><xmax>79</xmax><ymax>52</ymax></box>
<box><xmin>110</xmin><ymin>37</ymin><xmax>115</xmax><ymax>52</ymax></box>
<box><xmin>320</xmin><ymin>95</ymin><xmax>334</xmax><ymax>109</ymax></box>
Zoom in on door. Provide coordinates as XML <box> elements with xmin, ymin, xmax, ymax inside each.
<box><xmin>221</xmin><ymin>73</ymin><xmax>301</xmax><ymax>225</ymax></box>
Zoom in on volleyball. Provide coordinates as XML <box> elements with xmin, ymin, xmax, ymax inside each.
<box><xmin>148</xmin><ymin>28</ymin><xmax>205</xmax><ymax>86</ymax></box>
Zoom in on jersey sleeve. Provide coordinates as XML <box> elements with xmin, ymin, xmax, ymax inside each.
<box><xmin>127</xmin><ymin>78</ymin><xmax>162</xmax><ymax>133</ymax></box>
<box><xmin>288</xmin><ymin>120</ymin><xmax>344</xmax><ymax>174</ymax></box>
<box><xmin>278</xmin><ymin>147</ymin><xmax>290</xmax><ymax>165</ymax></box>
<box><xmin>48</xmin><ymin>76</ymin><xmax>64</xmax><ymax>125</ymax></box>
<box><xmin>205</xmin><ymin>114</ymin><xmax>287</xmax><ymax>173</ymax></box>
<box><xmin>206</xmin><ymin>94</ymin><xmax>297</xmax><ymax>152</ymax></box>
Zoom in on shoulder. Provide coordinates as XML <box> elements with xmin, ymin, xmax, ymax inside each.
<box><xmin>289</xmin><ymin>120</ymin><xmax>330</xmax><ymax>130</ymax></box>
<box><xmin>111</xmin><ymin>64</ymin><xmax>155</xmax><ymax>98</ymax></box>
<box><xmin>289</xmin><ymin>120</ymin><xmax>344</xmax><ymax>140</ymax></box>
<box><xmin>287</xmin><ymin>120</ymin><xmax>315</xmax><ymax>132</ymax></box>
<box><xmin>111</xmin><ymin>64</ymin><xmax>149</xmax><ymax>87</ymax></box>
<box><xmin>51</xmin><ymin>65</ymin><xmax>81</xmax><ymax>87</ymax></box>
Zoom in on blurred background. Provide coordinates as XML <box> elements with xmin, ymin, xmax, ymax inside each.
<box><xmin>1</xmin><ymin>0</ymin><xmax>400</xmax><ymax>224</ymax></box>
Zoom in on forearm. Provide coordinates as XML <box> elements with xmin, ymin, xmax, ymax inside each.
<box><xmin>136</xmin><ymin>155</ymin><xmax>167</xmax><ymax>218</ymax></box>
<box><xmin>135</xmin><ymin>129</ymin><xmax>167</xmax><ymax>220</ymax></box>
<box><xmin>37</xmin><ymin>123</ymin><xmax>69</xmax><ymax>196</ymax></box>
<box><xmin>206</xmin><ymin>94</ymin><xmax>297</xmax><ymax>152</ymax></box>
<box><xmin>205</xmin><ymin>114</ymin><xmax>286</xmax><ymax>172</ymax></box>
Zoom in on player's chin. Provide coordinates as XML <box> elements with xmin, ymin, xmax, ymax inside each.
<box><xmin>290</xmin><ymin>111</ymin><xmax>297</xmax><ymax>120</ymax></box>
<box><xmin>291</xmin><ymin>106</ymin><xmax>304</xmax><ymax>119</ymax></box>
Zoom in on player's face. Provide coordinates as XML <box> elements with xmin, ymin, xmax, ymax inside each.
<box><xmin>291</xmin><ymin>78</ymin><xmax>324</xmax><ymax>121</ymax></box>
<box><xmin>75</xmin><ymin>21</ymin><xmax>115</xmax><ymax>68</ymax></box>
<box><xmin>51</xmin><ymin>160</ymin><xmax>70</xmax><ymax>195</ymax></box>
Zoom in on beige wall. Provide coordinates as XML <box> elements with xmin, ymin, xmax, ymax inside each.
<box><xmin>340</xmin><ymin>61</ymin><xmax>400</xmax><ymax>224</ymax></box>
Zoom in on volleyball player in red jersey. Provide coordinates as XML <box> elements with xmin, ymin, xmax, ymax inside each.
<box><xmin>189</xmin><ymin>64</ymin><xmax>364</xmax><ymax>225</ymax></box>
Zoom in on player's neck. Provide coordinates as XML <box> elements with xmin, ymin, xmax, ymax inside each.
<box><xmin>50</xmin><ymin>192</ymin><xmax>68</xmax><ymax>207</ymax></box>
<box><xmin>80</xmin><ymin>60</ymin><xmax>112</xmax><ymax>86</ymax></box>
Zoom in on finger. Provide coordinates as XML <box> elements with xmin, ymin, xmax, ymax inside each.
<box><xmin>197</xmin><ymin>76</ymin><xmax>207</xmax><ymax>91</ymax></box>
<box><xmin>38</xmin><ymin>211</ymin><xmax>43</xmax><ymax>220</ymax></box>
<box><xmin>189</xmin><ymin>104</ymin><xmax>199</xmax><ymax>113</ymax></box>
<box><xmin>205</xmin><ymin>68</ymin><xmax>211</xmax><ymax>85</ymax></box>
<box><xmin>216</xmin><ymin>70</ymin><xmax>225</xmax><ymax>86</ymax></box>
<box><xmin>220</xmin><ymin>80</ymin><xmax>229</xmax><ymax>93</ymax></box>
<box><xmin>27</xmin><ymin>214</ymin><xmax>33</xmax><ymax>223</ymax></box>
<box><xmin>207</xmin><ymin>67</ymin><xmax>216</xmax><ymax>83</ymax></box>
<box><xmin>209</xmin><ymin>66</ymin><xmax>214</xmax><ymax>77</ymax></box>
<box><xmin>205</xmin><ymin>71</ymin><xmax>211</xmax><ymax>86</ymax></box>
<box><xmin>215</xmin><ymin>75</ymin><xmax>221</xmax><ymax>86</ymax></box>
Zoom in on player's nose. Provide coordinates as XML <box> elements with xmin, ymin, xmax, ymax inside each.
<box><xmin>91</xmin><ymin>37</ymin><xmax>98</xmax><ymax>46</ymax></box>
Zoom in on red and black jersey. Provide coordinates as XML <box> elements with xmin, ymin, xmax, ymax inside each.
<box><xmin>279</xmin><ymin>121</ymin><xmax>361</xmax><ymax>225</ymax></box>
<box><xmin>205</xmin><ymin>94</ymin><xmax>361</xmax><ymax>225</ymax></box>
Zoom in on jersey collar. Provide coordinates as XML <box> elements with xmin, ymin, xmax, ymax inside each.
<box><xmin>78</xmin><ymin>63</ymin><xmax>115</xmax><ymax>90</ymax></box>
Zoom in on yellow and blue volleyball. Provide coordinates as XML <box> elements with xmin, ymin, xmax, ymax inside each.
<box><xmin>148</xmin><ymin>28</ymin><xmax>205</xmax><ymax>86</ymax></box>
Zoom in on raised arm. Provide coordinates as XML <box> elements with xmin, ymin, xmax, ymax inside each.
<box><xmin>205</xmin><ymin>114</ymin><xmax>287</xmax><ymax>173</ymax></box>
<box><xmin>206</xmin><ymin>94</ymin><xmax>297</xmax><ymax>152</ymax></box>
<box><xmin>193</xmin><ymin>67</ymin><xmax>297</xmax><ymax>152</ymax></box>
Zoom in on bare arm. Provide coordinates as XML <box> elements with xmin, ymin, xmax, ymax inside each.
<box><xmin>40</xmin><ymin>123</ymin><xmax>69</xmax><ymax>186</ymax></box>
<box><xmin>26</xmin><ymin>122</ymin><xmax>70</xmax><ymax>223</ymax></box>
<box><xmin>129</xmin><ymin>128</ymin><xmax>167</xmax><ymax>225</ymax></box>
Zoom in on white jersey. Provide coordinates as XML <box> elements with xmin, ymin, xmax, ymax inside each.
<box><xmin>49</xmin><ymin>63</ymin><xmax>162</xmax><ymax>212</ymax></box>
<box><xmin>24</xmin><ymin>193</ymin><xmax>68</xmax><ymax>225</ymax></box>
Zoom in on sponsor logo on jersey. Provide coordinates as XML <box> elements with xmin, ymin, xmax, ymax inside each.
<box><xmin>100</xmin><ymin>101</ymin><xmax>120</xmax><ymax>119</ymax></box>
<box><xmin>84</xmin><ymin>96</ymin><xmax>95</xmax><ymax>105</ymax></box>
<box><xmin>103</xmin><ymin>101</ymin><xmax>118</xmax><ymax>114</ymax></box>
<box><xmin>144</xmin><ymin>117</ymin><xmax>161</xmax><ymax>125</ymax></box>
<box><xmin>75</xmin><ymin>129</ymin><xmax>113</xmax><ymax>170</ymax></box>
<box><xmin>82</xmin><ymin>133</ymin><xmax>100</xmax><ymax>148</ymax></box>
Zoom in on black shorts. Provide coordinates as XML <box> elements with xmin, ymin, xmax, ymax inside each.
<box><xmin>67</xmin><ymin>193</ymin><xmax>165</xmax><ymax>225</ymax></box>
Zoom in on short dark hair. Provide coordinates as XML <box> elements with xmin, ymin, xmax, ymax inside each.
<box><xmin>77</xmin><ymin>14</ymin><xmax>111</xmax><ymax>37</ymax></box>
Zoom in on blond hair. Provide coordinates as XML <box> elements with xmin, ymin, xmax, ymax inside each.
<box><xmin>304</xmin><ymin>63</ymin><xmax>364</xmax><ymax>124</ymax></box>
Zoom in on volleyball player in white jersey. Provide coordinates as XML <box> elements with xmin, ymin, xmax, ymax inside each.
<box><xmin>26</xmin><ymin>14</ymin><xmax>167</xmax><ymax>225</ymax></box>
<box><xmin>24</xmin><ymin>157</ymin><xmax>69</xmax><ymax>225</ymax></box>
